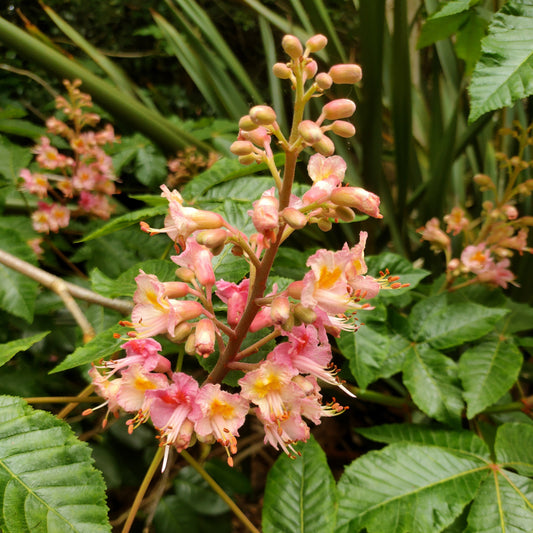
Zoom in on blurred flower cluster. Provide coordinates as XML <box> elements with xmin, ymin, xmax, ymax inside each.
<box><xmin>20</xmin><ymin>79</ymin><xmax>119</xmax><ymax>235</ymax></box>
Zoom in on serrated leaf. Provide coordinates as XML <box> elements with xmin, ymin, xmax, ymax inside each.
<box><xmin>0</xmin><ymin>332</ymin><xmax>50</xmax><ymax>367</ymax></box>
<box><xmin>134</xmin><ymin>141</ymin><xmax>167</xmax><ymax>186</ymax></box>
<box><xmin>79</xmin><ymin>205</ymin><xmax>168</xmax><ymax>242</ymax></box>
<box><xmin>495</xmin><ymin>423</ymin><xmax>533</xmax><ymax>476</ymax></box>
<box><xmin>498</xmin><ymin>299</ymin><xmax>533</xmax><ymax>334</ymax></box>
<box><xmin>464</xmin><ymin>471</ymin><xmax>533</xmax><ymax>533</ymax></box>
<box><xmin>262</xmin><ymin>436</ymin><xmax>336</xmax><ymax>533</ymax></box>
<box><xmin>336</xmin><ymin>442</ymin><xmax>488</xmax><ymax>533</ymax></box>
<box><xmin>411</xmin><ymin>301</ymin><xmax>508</xmax><ymax>349</ymax></box>
<box><xmin>0</xmin><ymin>136</ymin><xmax>33</xmax><ymax>182</ymax></box>
<box><xmin>0</xmin><ymin>229</ymin><xmax>39</xmax><ymax>322</ymax></box>
<box><xmin>90</xmin><ymin>259</ymin><xmax>176</xmax><ymax>299</ymax></box>
<box><xmin>0</xmin><ymin>395</ymin><xmax>110</xmax><ymax>533</ymax></box>
<box><xmin>468</xmin><ymin>0</ymin><xmax>533</xmax><ymax>122</ymax></box>
<box><xmin>50</xmin><ymin>324</ymin><xmax>130</xmax><ymax>373</ymax></box>
<box><xmin>338</xmin><ymin>323</ymin><xmax>410</xmax><ymax>390</ymax></box>
<box><xmin>459</xmin><ymin>336</ymin><xmax>523</xmax><ymax>418</ymax></box>
<box><xmin>403</xmin><ymin>343</ymin><xmax>464</xmax><ymax>426</ymax></box>
<box><xmin>357</xmin><ymin>424</ymin><xmax>491</xmax><ymax>459</ymax></box>
<box><xmin>454</xmin><ymin>10</ymin><xmax>490</xmax><ymax>75</ymax></box>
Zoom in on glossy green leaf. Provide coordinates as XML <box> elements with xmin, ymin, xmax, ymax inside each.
<box><xmin>411</xmin><ymin>299</ymin><xmax>508</xmax><ymax>349</ymax></box>
<box><xmin>50</xmin><ymin>324</ymin><xmax>130</xmax><ymax>373</ymax></box>
<box><xmin>79</xmin><ymin>205</ymin><xmax>168</xmax><ymax>242</ymax></box>
<box><xmin>262</xmin><ymin>436</ymin><xmax>337</xmax><ymax>533</ymax></box>
<box><xmin>338</xmin><ymin>323</ymin><xmax>410</xmax><ymax>390</ymax></box>
<box><xmin>459</xmin><ymin>336</ymin><xmax>523</xmax><ymax>418</ymax></box>
<box><xmin>464</xmin><ymin>471</ymin><xmax>533</xmax><ymax>533</ymax></box>
<box><xmin>336</xmin><ymin>442</ymin><xmax>488</xmax><ymax>533</ymax></box>
<box><xmin>357</xmin><ymin>424</ymin><xmax>491</xmax><ymax>459</ymax></box>
<box><xmin>495</xmin><ymin>423</ymin><xmax>533</xmax><ymax>476</ymax></box>
<box><xmin>0</xmin><ymin>332</ymin><xmax>50</xmax><ymax>368</ymax></box>
<box><xmin>468</xmin><ymin>0</ymin><xmax>533</xmax><ymax>122</ymax></box>
<box><xmin>403</xmin><ymin>343</ymin><xmax>464</xmax><ymax>426</ymax></box>
<box><xmin>0</xmin><ymin>395</ymin><xmax>110</xmax><ymax>532</ymax></box>
<box><xmin>0</xmin><ymin>229</ymin><xmax>39</xmax><ymax>322</ymax></box>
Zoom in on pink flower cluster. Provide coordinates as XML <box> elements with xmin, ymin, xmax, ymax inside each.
<box><xmin>20</xmin><ymin>79</ymin><xmax>119</xmax><ymax>234</ymax></box>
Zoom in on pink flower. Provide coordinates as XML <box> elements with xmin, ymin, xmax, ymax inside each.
<box><xmin>249</xmin><ymin>188</ymin><xmax>279</xmax><ymax>234</ymax></box>
<box><xmin>444</xmin><ymin>207</ymin><xmax>469</xmax><ymax>235</ymax></box>
<box><xmin>84</xmin><ymin>366</ymin><xmax>122</xmax><ymax>427</ymax></box>
<box><xmin>477</xmin><ymin>258</ymin><xmax>516</xmax><ymax>288</ymax></box>
<box><xmin>461</xmin><ymin>244</ymin><xmax>493</xmax><ymax>274</ymax></box>
<box><xmin>307</xmin><ymin>153</ymin><xmax>346</xmax><ymax>183</ymax></box>
<box><xmin>192</xmin><ymin>384</ymin><xmax>249</xmax><ymax>465</ymax></box>
<box><xmin>172</xmin><ymin>237</ymin><xmax>215</xmax><ymax>287</ymax></box>
<box><xmin>330</xmin><ymin>186</ymin><xmax>382</xmax><ymax>219</ymax></box>
<box><xmin>103</xmin><ymin>338</ymin><xmax>172</xmax><ymax>375</ymax></box>
<box><xmin>147</xmin><ymin>372</ymin><xmax>199</xmax><ymax>452</ymax></box>
<box><xmin>20</xmin><ymin>169</ymin><xmax>48</xmax><ymax>198</ymax></box>
<box><xmin>72</xmin><ymin>164</ymin><xmax>98</xmax><ymax>190</ymax></box>
<box><xmin>194</xmin><ymin>318</ymin><xmax>216</xmax><ymax>357</ymax></box>
<box><xmin>418</xmin><ymin>218</ymin><xmax>451</xmax><ymax>252</ymax></box>
<box><xmin>215</xmin><ymin>279</ymin><xmax>250</xmax><ymax>327</ymax></box>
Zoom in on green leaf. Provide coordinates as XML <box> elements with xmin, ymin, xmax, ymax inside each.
<box><xmin>0</xmin><ymin>229</ymin><xmax>39</xmax><ymax>322</ymax></box>
<box><xmin>459</xmin><ymin>336</ymin><xmax>523</xmax><ymax>418</ymax></box>
<box><xmin>90</xmin><ymin>259</ymin><xmax>176</xmax><ymax>299</ymax></box>
<box><xmin>498</xmin><ymin>299</ymin><xmax>533</xmax><ymax>334</ymax></box>
<box><xmin>495</xmin><ymin>423</ymin><xmax>533</xmax><ymax>476</ymax></box>
<box><xmin>262</xmin><ymin>436</ymin><xmax>337</xmax><ymax>533</ymax></box>
<box><xmin>0</xmin><ymin>136</ymin><xmax>32</xmax><ymax>182</ymax></box>
<box><xmin>134</xmin><ymin>140</ymin><xmax>167</xmax><ymax>186</ymax></box>
<box><xmin>0</xmin><ymin>332</ymin><xmax>50</xmax><ymax>368</ymax></box>
<box><xmin>454</xmin><ymin>10</ymin><xmax>490</xmax><ymax>75</ymax></box>
<box><xmin>50</xmin><ymin>324</ymin><xmax>130</xmax><ymax>373</ymax></box>
<box><xmin>336</xmin><ymin>442</ymin><xmax>488</xmax><ymax>533</ymax></box>
<box><xmin>464</xmin><ymin>471</ymin><xmax>533</xmax><ymax>533</ymax></box>
<box><xmin>468</xmin><ymin>0</ymin><xmax>533</xmax><ymax>122</ymax></box>
<box><xmin>0</xmin><ymin>395</ymin><xmax>110</xmax><ymax>532</ymax></box>
<box><xmin>411</xmin><ymin>299</ymin><xmax>508</xmax><ymax>349</ymax></box>
<box><xmin>79</xmin><ymin>205</ymin><xmax>168</xmax><ymax>242</ymax></box>
<box><xmin>357</xmin><ymin>424</ymin><xmax>491</xmax><ymax>459</ymax></box>
<box><xmin>403</xmin><ymin>343</ymin><xmax>464</xmax><ymax>426</ymax></box>
<box><xmin>338</xmin><ymin>323</ymin><xmax>410</xmax><ymax>390</ymax></box>
<box><xmin>418</xmin><ymin>12</ymin><xmax>470</xmax><ymax>49</ymax></box>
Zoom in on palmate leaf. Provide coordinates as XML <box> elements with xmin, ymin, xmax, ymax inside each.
<box><xmin>495</xmin><ymin>423</ymin><xmax>533</xmax><ymax>476</ymax></box>
<box><xmin>262</xmin><ymin>436</ymin><xmax>337</xmax><ymax>533</ymax></box>
<box><xmin>459</xmin><ymin>336</ymin><xmax>523</xmax><ymax>418</ymax></box>
<box><xmin>468</xmin><ymin>0</ymin><xmax>533</xmax><ymax>122</ymax></box>
<box><xmin>0</xmin><ymin>396</ymin><xmax>110</xmax><ymax>532</ymax></box>
<box><xmin>336</xmin><ymin>441</ymin><xmax>489</xmax><ymax>533</ymax></box>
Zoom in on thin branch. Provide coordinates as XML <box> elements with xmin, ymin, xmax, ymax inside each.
<box><xmin>25</xmin><ymin>396</ymin><xmax>101</xmax><ymax>404</ymax></box>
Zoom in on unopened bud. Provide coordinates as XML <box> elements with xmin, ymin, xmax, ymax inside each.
<box><xmin>185</xmin><ymin>332</ymin><xmax>196</xmax><ymax>355</ymax></box>
<box><xmin>331</xmin><ymin>120</ymin><xmax>356</xmax><ymax>138</ymax></box>
<box><xmin>524</xmin><ymin>179</ymin><xmax>533</xmax><ymax>191</ymax></box>
<box><xmin>317</xmin><ymin>218</ymin><xmax>332</xmax><ymax>231</ymax></box>
<box><xmin>270</xmin><ymin>295</ymin><xmax>291</xmax><ymax>325</ymax></box>
<box><xmin>287</xmin><ymin>280</ymin><xmax>303</xmax><ymax>299</ymax></box>
<box><xmin>473</xmin><ymin>173</ymin><xmax>495</xmax><ymax>190</ymax></box>
<box><xmin>312</xmin><ymin>135</ymin><xmax>335</xmax><ymax>156</ymax></box>
<box><xmin>231</xmin><ymin>245</ymin><xmax>243</xmax><ymax>256</ymax></box>
<box><xmin>306</xmin><ymin>34</ymin><xmax>328</xmax><ymax>52</ymax></box>
<box><xmin>194</xmin><ymin>318</ymin><xmax>215</xmax><ymax>357</ymax></box>
<box><xmin>164</xmin><ymin>281</ymin><xmax>190</xmax><ymax>298</ymax></box>
<box><xmin>298</xmin><ymin>120</ymin><xmax>323</xmax><ymax>144</ymax></box>
<box><xmin>240</xmin><ymin>126</ymin><xmax>270</xmax><ymax>146</ymax></box>
<box><xmin>328</xmin><ymin>64</ymin><xmax>363</xmax><ymax>84</ymax></box>
<box><xmin>315</xmin><ymin>72</ymin><xmax>333</xmax><ymax>90</ymax></box>
<box><xmin>171</xmin><ymin>321</ymin><xmax>193</xmax><ymax>342</ymax></box>
<box><xmin>322</xmin><ymin>99</ymin><xmax>356</xmax><ymax>120</ymax></box>
<box><xmin>238</xmin><ymin>115</ymin><xmax>257</xmax><ymax>131</ymax></box>
<box><xmin>503</xmin><ymin>204</ymin><xmax>518</xmax><ymax>220</ymax></box>
<box><xmin>176</xmin><ymin>267</ymin><xmax>195</xmax><ymax>282</ymax></box>
<box><xmin>272</xmin><ymin>62</ymin><xmax>292</xmax><ymax>79</ymax></box>
<box><xmin>230</xmin><ymin>140</ymin><xmax>254</xmax><ymax>156</ymax></box>
<box><xmin>304</xmin><ymin>60</ymin><xmax>318</xmax><ymax>79</ymax></box>
<box><xmin>282</xmin><ymin>34</ymin><xmax>303</xmax><ymax>59</ymax></box>
<box><xmin>250</xmin><ymin>105</ymin><xmax>277</xmax><ymax>126</ymax></box>
<box><xmin>239</xmin><ymin>154</ymin><xmax>259</xmax><ymax>166</ymax></box>
<box><xmin>330</xmin><ymin>187</ymin><xmax>382</xmax><ymax>218</ymax></box>
<box><xmin>281</xmin><ymin>207</ymin><xmax>307</xmax><ymax>229</ymax></box>
<box><xmin>196</xmin><ymin>228</ymin><xmax>228</xmax><ymax>249</ymax></box>
<box><xmin>294</xmin><ymin>303</ymin><xmax>317</xmax><ymax>324</ymax></box>
<box><xmin>334</xmin><ymin>205</ymin><xmax>356</xmax><ymax>222</ymax></box>
<box><xmin>447</xmin><ymin>258</ymin><xmax>460</xmax><ymax>271</ymax></box>
<box><xmin>189</xmin><ymin>209</ymin><xmax>225</xmax><ymax>230</ymax></box>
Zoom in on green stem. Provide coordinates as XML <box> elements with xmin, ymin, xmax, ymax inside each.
<box><xmin>181</xmin><ymin>450</ymin><xmax>260</xmax><ymax>533</ymax></box>
<box><xmin>122</xmin><ymin>447</ymin><xmax>164</xmax><ymax>533</ymax></box>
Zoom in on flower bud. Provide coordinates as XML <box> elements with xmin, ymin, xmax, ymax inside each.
<box><xmin>473</xmin><ymin>173</ymin><xmax>495</xmax><ymax>190</ymax></box>
<box><xmin>312</xmin><ymin>135</ymin><xmax>335</xmax><ymax>156</ymax></box>
<box><xmin>330</xmin><ymin>187</ymin><xmax>383</xmax><ymax>218</ymax></box>
<box><xmin>298</xmin><ymin>120</ymin><xmax>324</xmax><ymax>144</ymax></box>
<box><xmin>272</xmin><ymin>62</ymin><xmax>292</xmax><ymax>79</ymax></box>
<box><xmin>334</xmin><ymin>205</ymin><xmax>356</xmax><ymax>222</ymax></box>
<box><xmin>196</xmin><ymin>228</ymin><xmax>228</xmax><ymax>249</ymax></box>
<box><xmin>317</xmin><ymin>218</ymin><xmax>332</xmax><ymax>231</ymax></box>
<box><xmin>287</xmin><ymin>280</ymin><xmax>303</xmax><ymax>299</ymax></box>
<box><xmin>322</xmin><ymin>99</ymin><xmax>356</xmax><ymax>120</ymax></box>
<box><xmin>230</xmin><ymin>140</ymin><xmax>254</xmax><ymax>156</ymax></box>
<box><xmin>239</xmin><ymin>154</ymin><xmax>259</xmax><ymax>166</ymax></box>
<box><xmin>315</xmin><ymin>72</ymin><xmax>333</xmax><ymax>90</ymax></box>
<box><xmin>185</xmin><ymin>332</ymin><xmax>196</xmax><ymax>355</ymax></box>
<box><xmin>293</xmin><ymin>303</ymin><xmax>317</xmax><ymax>324</ymax></box>
<box><xmin>331</xmin><ymin>120</ymin><xmax>356</xmax><ymax>138</ymax></box>
<box><xmin>238</xmin><ymin>115</ymin><xmax>257</xmax><ymax>131</ymax></box>
<box><xmin>306</xmin><ymin>34</ymin><xmax>328</xmax><ymax>52</ymax></box>
<box><xmin>171</xmin><ymin>321</ymin><xmax>193</xmax><ymax>342</ymax></box>
<box><xmin>328</xmin><ymin>64</ymin><xmax>363</xmax><ymax>84</ymax></box>
<box><xmin>194</xmin><ymin>318</ymin><xmax>215</xmax><ymax>357</ymax></box>
<box><xmin>281</xmin><ymin>207</ymin><xmax>307</xmax><ymax>229</ymax></box>
<box><xmin>270</xmin><ymin>295</ymin><xmax>291</xmax><ymax>325</ymax></box>
<box><xmin>249</xmin><ymin>105</ymin><xmax>277</xmax><ymax>126</ymax></box>
<box><xmin>188</xmin><ymin>209</ymin><xmax>225</xmax><ymax>230</ymax></box>
<box><xmin>282</xmin><ymin>35</ymin><xmax>303</xmax><ymax>59</ymax></box>
<box><xmin>304</xmin><ymin>60</ymin><xmax>318</xmax><ymax>79</ymax></box>
<box><xmin>240</xmin><ymin>126</ymin><xmax>270</xmax><ymax>146</ymax></box>
<box><xmin>164</xmin><ymin>281</ymin><xmax>190</xmax><ymax>299</ymax></box>
<box><xmin>503</xmin><ymin>204</ymin><xmax>518</xmax><ymax>220</ymax></box>
<box><xmin>176</xmin><ymin>267</ymin><xmax>195</xmax><ymax>282</ymax></box>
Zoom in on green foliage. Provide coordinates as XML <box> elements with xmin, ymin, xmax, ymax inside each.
<box><xmin>0</xmin><ymin>332</ymin><xmax>50</xmax><ymax>367</ymax></box>
<box><xmin>0</xmin><ymin>396</ymin><xmax>110</xmax><ymax>532</ymax></box>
